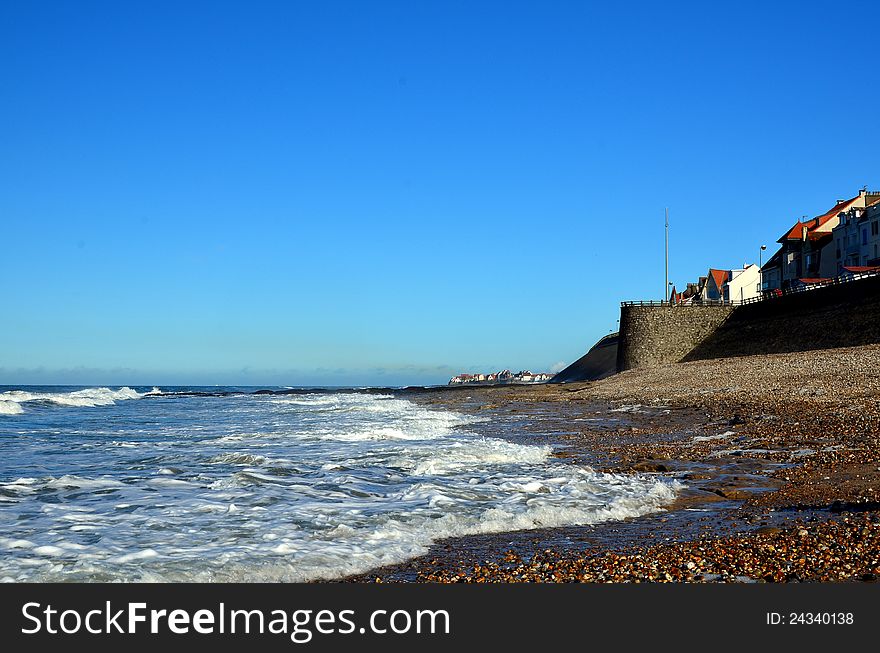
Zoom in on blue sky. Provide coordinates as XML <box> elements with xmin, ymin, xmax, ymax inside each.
<box><xmin>2</xmin><ymin>0</ymin><xmax>879</xmax><ymax>386</ymax></box>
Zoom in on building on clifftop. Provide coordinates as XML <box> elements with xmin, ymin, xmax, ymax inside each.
<box><xmin>831</xmin><ymin>197</ymin><xmax>880</xmax><ymax>271</ymax></box>
<box><xmin>723</xmin><ymin>264</ymin><xmax>761</xmax><ymax>303</ymax></box>
<box><xmin>762</xmin><ymin>189</ymin><xmax>880</xmax><ymax>291</ymax></box>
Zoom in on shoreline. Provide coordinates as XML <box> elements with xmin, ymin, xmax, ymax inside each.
<box><xmin>344</xmin><ymin>344</ymin><xmax>880</xmax><ymax>582</ymax></box>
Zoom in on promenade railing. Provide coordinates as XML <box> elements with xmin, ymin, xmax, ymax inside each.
<box><xmin>621</xmin><ymin>269</ymin><xmax>880</xmax><ymax>308</ymax></box>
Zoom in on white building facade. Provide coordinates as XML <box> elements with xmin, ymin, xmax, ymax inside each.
<box><xmin>831</xmin><ymin>201</ymin><xmax>880</xmax><ymax>271</ymax></box>
<box><xmin>723</xmin><ymin>264</ymin><xmax>761</xmax><ymax>303</ymax></box>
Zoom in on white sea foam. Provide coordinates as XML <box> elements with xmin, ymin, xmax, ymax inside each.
<box><xmin>0</xmin><ymin>400</ymin><xmax>24</xmax><ymax>415</ymax></box>
<box><xmin>146</xmin><ymin>478</ymin><xmax>196</xmax><ymax>488</ymax></box>
<box><xmin>44</xmin><ymin>476</ymin><xmax>125</xmax><ymax>491</ymax></box>
<box><xmin>0</xmin><ymin>538</ymin><xmax>35</xmax><ymax>550</ymax></box>
<box><xmin>135</xmin><ymin>473</ymin><xmax>678</xmax><ymax>583</ymax></box>
<box><xmin>318</xmin><ymin>426</ymin><xmax>434</xmax><ymax>442</ymax></box>
<box><xmin>404</xmin><ymin>438</ymin><xmax>552</xmax><ymax>475</ymax></box>
<box><xmin>209</xmin><ymin>453</ymin><xmax>263</xmax><ymax>465</ymax></box>
<box><xmin>272</xmin><ymin>396</ymin><xmax>342</xmax><ymax>407</ymax></box>
<box><xmin>0</xmin><ymin>390</ymin><xmax>681</xmax><ymax>582</ymax></box>
<box><xmin>33</xmin><ymin>546</ymin><xmax>65</xmax><ymax>556</ymax></box>
<box><xmin>0</xmin><ymin>387</ymin><xmax>144</xmax><ymax>413</ymax></box>
<box><xmin>113</xmin><ymin>549</ymin><xmax>159</xmax><ymax>563</ymax></box>
<box><xmin>693</xmin><ymin>430</ymin><xmax>735</xmax><ymax>443</ymax></box>
<box><xmin>609</xmin><ymin>404</ymin><xmax>643</xmax><ymax>413</ymax></box>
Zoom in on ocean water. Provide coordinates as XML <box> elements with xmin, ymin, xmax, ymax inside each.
<box><xmin>0</xmin><ymin>386</ymin><xmax>679</xmax><ymax>582</ymax></box>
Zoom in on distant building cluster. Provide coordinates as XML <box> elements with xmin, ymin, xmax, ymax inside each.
<box><xmin>670</xmin><ymin>188</ymin><xmax>880</xmax><ymax>304</ymax></box>
<box><xmin>448</xmin><ymin>370</ymin><xmax>555</xmax><ymax>385</ymax></box>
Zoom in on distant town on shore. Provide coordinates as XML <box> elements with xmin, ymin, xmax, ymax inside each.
<box><xmin>448</xmin><ymin>370</ymin><xmax>555</xmax><ymax>386</ymax></box>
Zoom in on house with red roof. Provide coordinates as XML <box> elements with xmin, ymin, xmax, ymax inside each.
<box><xmin>761</xmin><ymin>189</ymin><xmax>880</xmax><ymax>291</ymax></box>
<box><xmin>703</xmin><ymin>268</ymin><xmax>730</xmax><ymax>300</ymax></box>
<box><xmin>684</xmin><ymin>265</ymin><xmax>761</xmax><ymax>303</ymax></box>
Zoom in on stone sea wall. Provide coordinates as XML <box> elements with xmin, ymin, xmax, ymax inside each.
<box><xmin>683</xmin><ymin>274</ymin><xmax>880</xmax><ymax>361</ymax></box>
<box><xmin>617</xmin><ymin>305</ymin><xmax>734</xmax><ymax>371</ymax></box>
<box><xmin>617</xmin><ymin>274</ymin><xmax>880</xmax><ymax>371</ymax></box>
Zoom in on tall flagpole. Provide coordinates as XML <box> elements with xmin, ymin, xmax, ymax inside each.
<box><xmin>665</xmin><ymin>207</ymin><xmax>669</xmax><ymax>301</ymax></box>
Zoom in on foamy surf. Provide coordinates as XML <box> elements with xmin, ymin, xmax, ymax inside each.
<box><xmin>0</xmin><ymin>386</ymin><xmax>145</xmax><ymax>414</ymax></box>
<box><xmin>0</xmin><ymin>401</ymin><xmax>24</xmax><ymax>415</ymax></box>
<box><xmin>0</xmin><ymin>389</ymin><xmax>680</xmax><ymax>582</ymax></box>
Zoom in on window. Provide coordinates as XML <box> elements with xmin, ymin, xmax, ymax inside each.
<box><xmin>862</xmin><ymin>229</ymin><xmax>868</xmax><ymax>246</ymax></box>
<box><xmin>873</xmin><ymin>221</ymin><xmax>879</xmax><ymax>236</ymax></box>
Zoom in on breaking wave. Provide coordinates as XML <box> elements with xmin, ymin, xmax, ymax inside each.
<box><xmin>0</xmin><ymin>401</ymin><xmax>24</xmax><ymax>416</ymax></box>
<box><xmin>0</xmin><ymin>390</ymin><xmax>681</xmax><ymax>582</ymax></box>
<box><xmin>0</xmin><ymin>387</ymin><xmax>144</xmax><ymax>414</ymax></box>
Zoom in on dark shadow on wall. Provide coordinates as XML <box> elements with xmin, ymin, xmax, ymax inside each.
<box><xmin>682</xmin><ymin>275</ymin><xmax>880</xmax><ymax>362</ymax></box>
<box><xmin>550</xmin><ymin>333</ymin><xmax>619</xmax><ymax>383</ymax></box>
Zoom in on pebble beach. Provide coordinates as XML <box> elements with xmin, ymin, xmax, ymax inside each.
<box><xmin>352</xmin><ymin>344</ymin><xmax>880</xmax><ymax>583</ymax></box>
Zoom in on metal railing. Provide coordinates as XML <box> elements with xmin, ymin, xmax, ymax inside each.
<box><xmin>621</xmin><ymin>299</ymin><xmax>748</xmax><ymax>307</ymax></box>
<box><xmin>621</xmin><ymin>269</ymin><xmax>880</xmax><ymax>308</ymax></box>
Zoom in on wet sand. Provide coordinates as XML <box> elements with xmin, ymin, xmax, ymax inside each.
<box><xmin>345</xmin><ymin>344</ymin><xmax>880</xmax><ymax>582</ymax></box>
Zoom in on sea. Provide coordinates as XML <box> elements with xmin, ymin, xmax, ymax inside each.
<box><xmin>0</xmin><ymin>385</ymin><xmax>679</xmax><ymax>582</ymax></box>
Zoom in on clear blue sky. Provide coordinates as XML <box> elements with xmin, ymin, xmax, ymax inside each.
<box><xmin>2</xmin><ymin>0</ymin><xmax>878</xmax><ymax>386</ymax></box>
